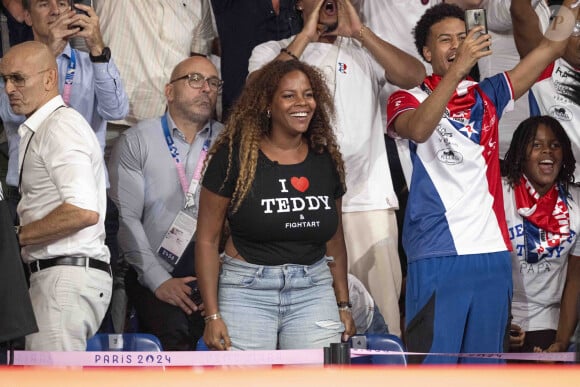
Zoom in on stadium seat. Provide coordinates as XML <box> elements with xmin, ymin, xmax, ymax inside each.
<box><xmin>196</xmin><ymin>337</ymin><xmax>209</xmax><ymax>351</ymax></box>
<box><xmin>351</xmin><ymin>333</ymin><xmax>407</xmax><ymax>365</ymax></box>
<box><xmin>86</xmin><ymin>333</ymin><xmax>163</xmax><ymax>352</ymax></box>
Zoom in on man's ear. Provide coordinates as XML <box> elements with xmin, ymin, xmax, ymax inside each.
<box><xmin>44</xmin><ymin>68</ymin><xmax>58</xmax><ymax>91</ymax></box>
<box><xmin>422</xmin><ymin>46</ymin><xmax>432</xmax><ymax>63</ymax></box>
<box><xmin>24</xmin><ymin>9</ymin><xmax>32</xmax><ymax>27</ymax></box>
<box><xmin>165</xmin><ymin>83</ymin><xmax>174</xmax><ymax>103</ymax></box>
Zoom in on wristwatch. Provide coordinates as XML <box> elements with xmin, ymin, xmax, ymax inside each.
<box><xmin>89</xmin><ymin>47</ymin><xmax>111</xmax><ymax>63</ymax></box>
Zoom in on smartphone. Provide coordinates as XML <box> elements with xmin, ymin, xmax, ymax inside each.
<box><xmin>187</xmin><ymin>280</ymin><xmax>203</xmax><ymax>306</ymax></box>
<box><xmin>464</xmin><ymin>8</ymin><xmax>489</xmax><ymax>51</ymax></box>
<box><xmin>70</xmin><ymin>0</ymin><xmax>90</xmax><ymax>16</ymax></box>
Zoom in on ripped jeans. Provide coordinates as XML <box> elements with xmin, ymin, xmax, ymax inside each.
<box><xmin>219</xmin><ymin>254</ymin><xmax>343</xmax><ymax>350</ymax></box>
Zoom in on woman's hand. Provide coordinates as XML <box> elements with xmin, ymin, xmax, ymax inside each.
<box><xmin>203</xmin><ymin>318</ymin><xmax>232</xmax><ymax>351</ymax></box>
<box><xmin>340</xmin><ymin>309</ymin><xmax>356</xmax><ymax>342</ymax></box>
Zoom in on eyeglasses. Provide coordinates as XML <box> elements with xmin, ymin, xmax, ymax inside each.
<box><xmin>169</xmin><ymin>72</ymin><xmax>223</xmax><ymax>92</ymax></box>
<box><xmin>1</xmin><ymin>69</ymin><xmax>51</xmax><ymax>88</ymax></box>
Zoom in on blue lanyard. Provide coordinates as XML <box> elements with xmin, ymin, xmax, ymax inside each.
<box><xmin>62</xmin><ymin>49</ymin><xmax>76</xmax><ymax>105</ymax></box>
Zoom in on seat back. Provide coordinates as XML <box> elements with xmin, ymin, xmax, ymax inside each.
<box><xmin>351</xmin><ymin>333</ymin><xmax>407</xmax><ymax>365</ymax></box>
<box><xmin>86</xmin><ymin>333</ymin><xmax>163</xmax><ymax>352</ymax></box>
<box><xmin>196</xmin><ymin>337</ymin><xmax>209</xmax><ymax>351</ymax></box>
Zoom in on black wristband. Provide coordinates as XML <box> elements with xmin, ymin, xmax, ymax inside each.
<box><xmin>280</xmin><ymin>47</ymin><xmax>299</xmax><ymax>61</ymax></box>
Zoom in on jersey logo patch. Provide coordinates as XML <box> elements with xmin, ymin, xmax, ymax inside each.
<box><xmin>549</xmin><ymin>105</ymin><xmax>573</xmax><ymax>121</ymax></box>
<box><xmin>291</xmin><ymin>176</ymin><xmax>309</xmax><ymax>192</ymax></box>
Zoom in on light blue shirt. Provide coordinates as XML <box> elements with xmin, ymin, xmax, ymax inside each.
<box><xmin>108</xmin><ymin>114</ymin><xmax>223</xmax><ymax>292</ymax></box>
<box><xmin>0</xmin><ymin>43</ymin><xmax>129</xmax><ymax>186</ymax></box>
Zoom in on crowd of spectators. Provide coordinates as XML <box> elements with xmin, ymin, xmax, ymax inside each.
<box><xmin>1</xmin><ymin>0</ymin><xmax>579</xmax><ymax>365</ymax></box>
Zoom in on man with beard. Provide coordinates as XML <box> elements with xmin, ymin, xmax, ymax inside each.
<box><xmin>108</xmin><ymin>56</ymin><xmax>223</xmax><ymax>350</ymax></box>
<box><xmin>249</xmin><ymin>0</ymin><xmax>426</xmax><ymax>338</ymax></box>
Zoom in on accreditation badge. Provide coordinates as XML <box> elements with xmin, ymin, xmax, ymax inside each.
<box><xmin>157</xmin><ymin>210</ymin><xmax>197</xmax><ymax>267</ymax></box>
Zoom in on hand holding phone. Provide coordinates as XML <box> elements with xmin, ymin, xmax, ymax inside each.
<box><xmin>464</xmin><ymin>9</ymin><xmax>489</xmax><ymax>51</ymax></box>
<box><xmin>70</xmin><ymin>0</ymin><xmax>90</xmax><ymax>16</ymax></box>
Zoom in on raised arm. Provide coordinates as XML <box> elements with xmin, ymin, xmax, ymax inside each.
<box><xmin>510</xmin><ymin>0</ymin><xmax>546</xmax><ymax>58</ymax></box>
<box><xmin>391</xmin><ymin>27</ymin><xmax>491</xmax><ymax>143</ymax></box>
<box><xmin>270</xmin><ymin>0</ymin><xmax>425</xmax><ymax>89</ymax></box>
<box><xmin>75</xmin><ymin>4</ymin><xmax>129</xmax><ymax>121</ymax></box>
<box><xmin>507</xmin><ymin>0</ymin><xmax>579</xmax><ymax>100</ymax></box>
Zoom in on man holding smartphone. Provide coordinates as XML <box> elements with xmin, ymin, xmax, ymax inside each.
<box><xmin>0</xmin><ymin>0</ymin><xmax>128</xmax><ymax>199</ymax></box>
<box><xmin>387</xmin><ymin>1</ymin><xmax>578</xmax><ymax>364</ymax></box>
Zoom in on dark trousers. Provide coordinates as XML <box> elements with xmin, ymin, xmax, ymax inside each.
<box><xmin>125</xmin><ymin>267</ymin><xmax>204</xmax><ymax>351</ymax></box>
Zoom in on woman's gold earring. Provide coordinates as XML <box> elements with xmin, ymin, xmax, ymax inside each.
<box><xmin>267</xmin><ymin>109</ymin><xmax>271</xmax><ymax>118</ymax></box>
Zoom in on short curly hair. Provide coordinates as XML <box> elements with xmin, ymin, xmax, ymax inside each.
<box><xmin>414</xmin><ymin>3</ymin><xmax>465</xmax><ymax>62</ymax></box>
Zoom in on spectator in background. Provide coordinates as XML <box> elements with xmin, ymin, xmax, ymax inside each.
<box><xmin>1</xmin><ymin>41</ymin><xmax>112</xmax><ymax>350</ymax></box>
<box><xmin>387</xmin><ymin>1</ymin><xmax>578</xmax><ymax>363</ymax></box>
<box><xmin>502</xmin><ymin>116</ymin><xmax>580</xmax><ymax>353</ymax></box>
<box><xmin>211</xmin><ymin>0</ymin><xmax>302</xmax><ymax>118</ymax></box>
<box><xmin>511</xmin><ymin>0</ymin><xmax>580</xmax><ymax>181</ymax></box>
<box><xmin>95</xmin><ymin>0</ymin><xmax>217</xmax><ymax>130</ymax></box>
<box><xmin>0</xmin><ymin>0</ymin><xmax>33</xmax><ymax>57</ymax></box>
<box><xmin>248</xmin><ymin>0</ymin><xmax>425</xmax><ymax>339</ymax></box>
<box><xmin>109</xmin><ymin>56</ymin><xmax>223</xmax><ymax>350</ymax></box>
<box><xmin>0</xmin><ymin>0</ymin><xmax>129</xmax><ymax>192</ymax></box>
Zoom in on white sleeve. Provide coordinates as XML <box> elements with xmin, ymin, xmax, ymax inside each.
<box><xmin>248</xmin><ymin>40</ymin><xmax>284</xmax><ymax>74</ymax></box>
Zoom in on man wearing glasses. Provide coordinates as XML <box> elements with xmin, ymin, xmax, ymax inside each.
<box><xmin>0</xmin><ymin>0</ymin><xmax>128</xmax><ymax>209</ymax></box>
<box><xmin>108</xmin><ymin>55</ymin><xmax>223</xmax><ymax>351</ymax></box>
<box><xmin>0</xmin><ymin>41</ymin><xmax>112</xmax><ymax>351</ymax></box>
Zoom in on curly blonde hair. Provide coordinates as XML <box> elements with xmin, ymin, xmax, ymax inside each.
<box><xmin>208</xmin><ymin>59</ymin><xmax>346</xmax><ymax>213</ymax></box>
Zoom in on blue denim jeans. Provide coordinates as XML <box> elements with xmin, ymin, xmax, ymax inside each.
<box><xmin>219</xmin><ymin>254</ymin><xmax>343</xmax><ymax>350</ymax></box>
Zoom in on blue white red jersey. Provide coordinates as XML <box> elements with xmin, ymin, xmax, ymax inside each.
<box><xmin>529</xmin><ymin>58</ymin><xmax>580</xmax><ymax>181</ymax></box>
<box><xmin>386</xmin><ymin>73</ymin><xmax>514</xmax><ymax>262</ymax></box>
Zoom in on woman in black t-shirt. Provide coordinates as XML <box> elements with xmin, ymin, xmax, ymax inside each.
<box><xmin>195</xmin><ymin>59</ymin><xmax>356</xmax><ymax>351</ymax></box>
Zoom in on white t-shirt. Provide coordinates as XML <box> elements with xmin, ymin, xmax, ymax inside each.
<box><xmin>249</xmin><ymin>36</ymin><xmax>398</xmax><ymax>212</ymax></box>
<box><xmin>351</xmin><ymin>0</ymin><xmax>441</xmax><ymax>186</ymax></box>
<box><xmin>503</xmin><ymin>179</ymin><xmax>580</xmax><ymax>332</ymax></box>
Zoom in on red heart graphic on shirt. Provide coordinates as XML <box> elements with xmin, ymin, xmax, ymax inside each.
<box><xmin>291</xmin><ymin>177</ymin><xmax>309</xmax><ymax>192</ymax></box>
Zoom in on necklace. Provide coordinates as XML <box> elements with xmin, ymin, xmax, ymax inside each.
<box><xmin>265</xmin><ymin>135</ymin><xmax>304</xmax><ymax>152</ymax></box>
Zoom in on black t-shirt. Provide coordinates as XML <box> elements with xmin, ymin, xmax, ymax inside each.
<box><xmin>203</xmin><ymin>144</ymin><xmax>344</xmax><ymax>266</ymax></box>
